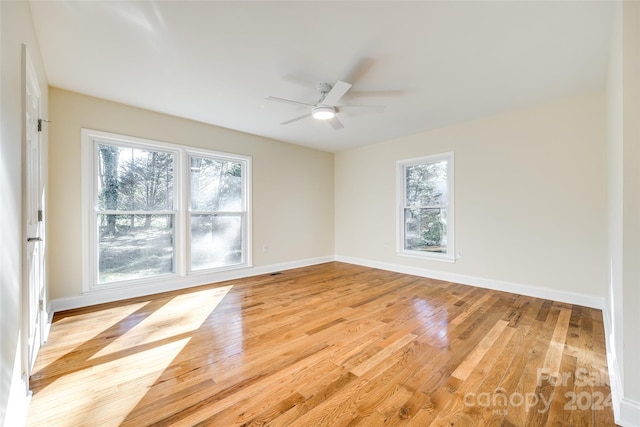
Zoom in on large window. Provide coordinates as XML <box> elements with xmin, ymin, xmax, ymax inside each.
<box><xmin>398</xmin><ymin>152</ymin><xmax>454</xmax><ymax>262</ymax></box>
<box><xmin>82</xmin><ymin>129</ymin><xmax>251</xmax><ymax>291</ymax></box>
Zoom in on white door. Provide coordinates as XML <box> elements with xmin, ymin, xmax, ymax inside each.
<box><xmin>23</xmin><ymin>45</ymin><xmax>46</xmax><ymax>377</ymax></box>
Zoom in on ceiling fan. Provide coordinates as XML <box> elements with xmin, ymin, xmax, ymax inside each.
<box><xmin>266</xmin><ymin>80</ymin><xmax>384</xmax><ymax>130</ymax></box>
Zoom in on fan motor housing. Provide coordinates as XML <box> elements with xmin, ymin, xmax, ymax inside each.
<box><xmin>318</xmin><ymin>82</ymin><xmax>333</xmax><ymax>94</ymax></box>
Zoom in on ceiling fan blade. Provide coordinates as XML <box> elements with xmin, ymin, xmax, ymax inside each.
<box><xmin>266</xmin><ymin>96</ymin><xmax>315</xmax><ymax>108</ymax></box>
<box><xmin>281</xmin><ymin>113</ymin><xmax>311</xmax><ymax>125</ymax></box>
<box><xmin>338</xmin><ymin>105</ymin><xmax>385</xmax><ymax>113</ymax></box>
<box><xmin>327</xmin><ymin>117</ymin><xmax>344</xmax><ymax>130</ymax></box>
<box><xmin>348</xmin><ymin>90</ymin><xmax>404</xmax><ymax>99</ymax></box>
<box><xmin>344</xmin><ymin>57</ymin><xmax>376</xmax><ymax>85</ymax></box>
<box><xmin>322</xmin><ymin>81</ymin><xmax>352</xmax><ymax>106</ymax></box>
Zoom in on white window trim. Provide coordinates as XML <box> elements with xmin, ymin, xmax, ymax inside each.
<box><xmin>81</xmin><ymin>128</ymin><xmax>252</xmax><ymax>293</ymax></box>
<box><xmin>396</xmin><ymin>151</ymin><xmax>455</xmax><ymax>263</ymax></box>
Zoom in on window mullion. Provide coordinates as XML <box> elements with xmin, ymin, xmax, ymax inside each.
<box><xmin>176</xmin><ymin>148</ymin><xmax>188</xmax><ymax>277</ymax></box>
<box><xmin>96</xmin><ymin>210</ymin><xmax>177</xmax><ymax>215</ymax></box>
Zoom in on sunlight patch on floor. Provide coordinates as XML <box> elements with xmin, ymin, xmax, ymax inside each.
<box><xmin>90</xmin><ymin>285</ymin><xmax>233</xmax><ymax>359</ymax></box>
<box><xmin>28</xmin><ymin>337</ymin><xmax>191</xmax><ymax>426</ymax></box>
<box><xmin>31</xmin><ymin>302</ymin><xmax>149</xmax><ymax>375</ymax></box>
<box><xmin>28</xmin><ymin>286</ymin><xmax>233</xmax><ymax>426</ymax></box>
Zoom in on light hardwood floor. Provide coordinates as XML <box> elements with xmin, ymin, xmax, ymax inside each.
<box><xmin>27</xmin><ymin>262</ymin><xmax>616</xmax><ymax>426</ymax></box>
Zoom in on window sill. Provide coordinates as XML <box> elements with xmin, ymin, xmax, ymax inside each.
<box><xmin>83</xmin><ymin>263</ymin><xmax>253</xmax><ymax>294</ymax></box>
<box><xmin>397</xmin><ymin>251</ymin><xmax>456</xmax><ymax>263</ymax></box>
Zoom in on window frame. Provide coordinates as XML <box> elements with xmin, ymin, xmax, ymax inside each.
<box><xmin>397</xmin><ymin>152</ymin><xmax>455</xmax><ymax>262</ymax></box>
<box><xmin>81</xmin><ymin>129</ymin><xmax>252</xmax><ymax>292</ymax></box>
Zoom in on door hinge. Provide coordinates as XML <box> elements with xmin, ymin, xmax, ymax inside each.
<box><xmin>37</xmin><ymin>118</ymin><xmax>51</xmax><ymax>132</ymax></box>
<box><xmin>38</xmin><ymin>209</ymin><xmax>43</xmax><ymax>222</ymax></box>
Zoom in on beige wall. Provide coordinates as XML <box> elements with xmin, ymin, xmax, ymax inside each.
<box><xmin>336</xmin><ymin>92</ymin><xmax>606</xmax><ymax>300</ymax></box>
<box><xmin>48</xmin><ymin>88</ymin><xmax>334</xmax><ymax>300</ymax></box>
<box><xmin>1</xmin><ymin>1</ymin><xmax>49</xmax><ymax>424</ymax></box>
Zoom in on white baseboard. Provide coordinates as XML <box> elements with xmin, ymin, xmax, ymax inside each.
<box><xmin>620</xmin><ymin>398</ymin><xmax>640</xmax><ymax>427</ymax></box>
<box><xmin>604</xmin><ymin>306</ymin><xmax>640</xmax><ymax>427</ymax></box>
<box><xmin>50</xmin><ymin>253</ymin><xmax>603</xmax><ymax>314</ymax></box>
<box><xmin>335</xmin><ymin>255</ymin><xmax>604</xmax><ymax>309</ymax></box>
<box><xmin>49</xmin><ymin>256</ymin><xmax>334</xmax><ymax>313</ymax></box>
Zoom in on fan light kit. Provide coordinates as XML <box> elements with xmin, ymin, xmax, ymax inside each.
<box><xmin>266</xmin><ymin>80</ymin><xmax>385</xmax><ymax>130</ymax></box>
<box><xmin>312</xmin><ymin>106</ymin><xmax>335</xmax><ymax>120</ymax></box>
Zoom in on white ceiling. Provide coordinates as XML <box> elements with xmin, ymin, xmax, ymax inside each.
<box><xmin>29</xmin><ymin>1</ymin><xmax>613</xmax><ymax>152</ymax></box>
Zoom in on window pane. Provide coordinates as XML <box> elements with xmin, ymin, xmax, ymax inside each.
<box><xmin>404</xmin><ymin>208</ymin><xmax>447</xmax><ymax>253</ymax></box>
<box><xmin>190</xmin><ymin>157</ymin><xmax>242</xmax><ymax>211</ymax></box>
<box><xmin>405</xmin><ymin>161</ymin><xmax>447</xmax><ymax>207</ymax></box>
<box><xmin>98</xmin><ymin>214</ymin><xmax>174</xmax><ymax>283</ymax></box>
<box><xmin>97</xmin><ymin>144</ymin><xmax>174</xmax><ymax>211</ymax></box>
<box><xmin>191</xmin><ymin>214</ymin><xmax>242</xmax><ymax>270</ymax></box>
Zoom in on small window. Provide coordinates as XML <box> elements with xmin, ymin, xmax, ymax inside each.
<box><xmin>398</xmin><ymin>152</ymin><xmax>454</xmax><ymax>262</ymax></box>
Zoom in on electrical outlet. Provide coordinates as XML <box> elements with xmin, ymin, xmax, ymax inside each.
<box><xmin>456</xmin><ymin>250</ymin><xmax>463</xmax><ymax>259</ymax></box>
<box><xmin>263</xmin><ymin>245</ymin><xmax>269</xmax><ymax>253</ymax></box>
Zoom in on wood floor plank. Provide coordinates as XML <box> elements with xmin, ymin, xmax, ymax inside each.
<box><xmin>451</xmin><ymin>319</ymin><xmax>509</xmax><ymax>382</ymax></box>
<box><xmin>26</xmin><ymin>262</ymin><xmax>616</xmax><ymax>426</ymax></box>
<box><xmin>421</xmin><ymin>325</ymin><xmax>517</xmax><ymax>426</ymax></box>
